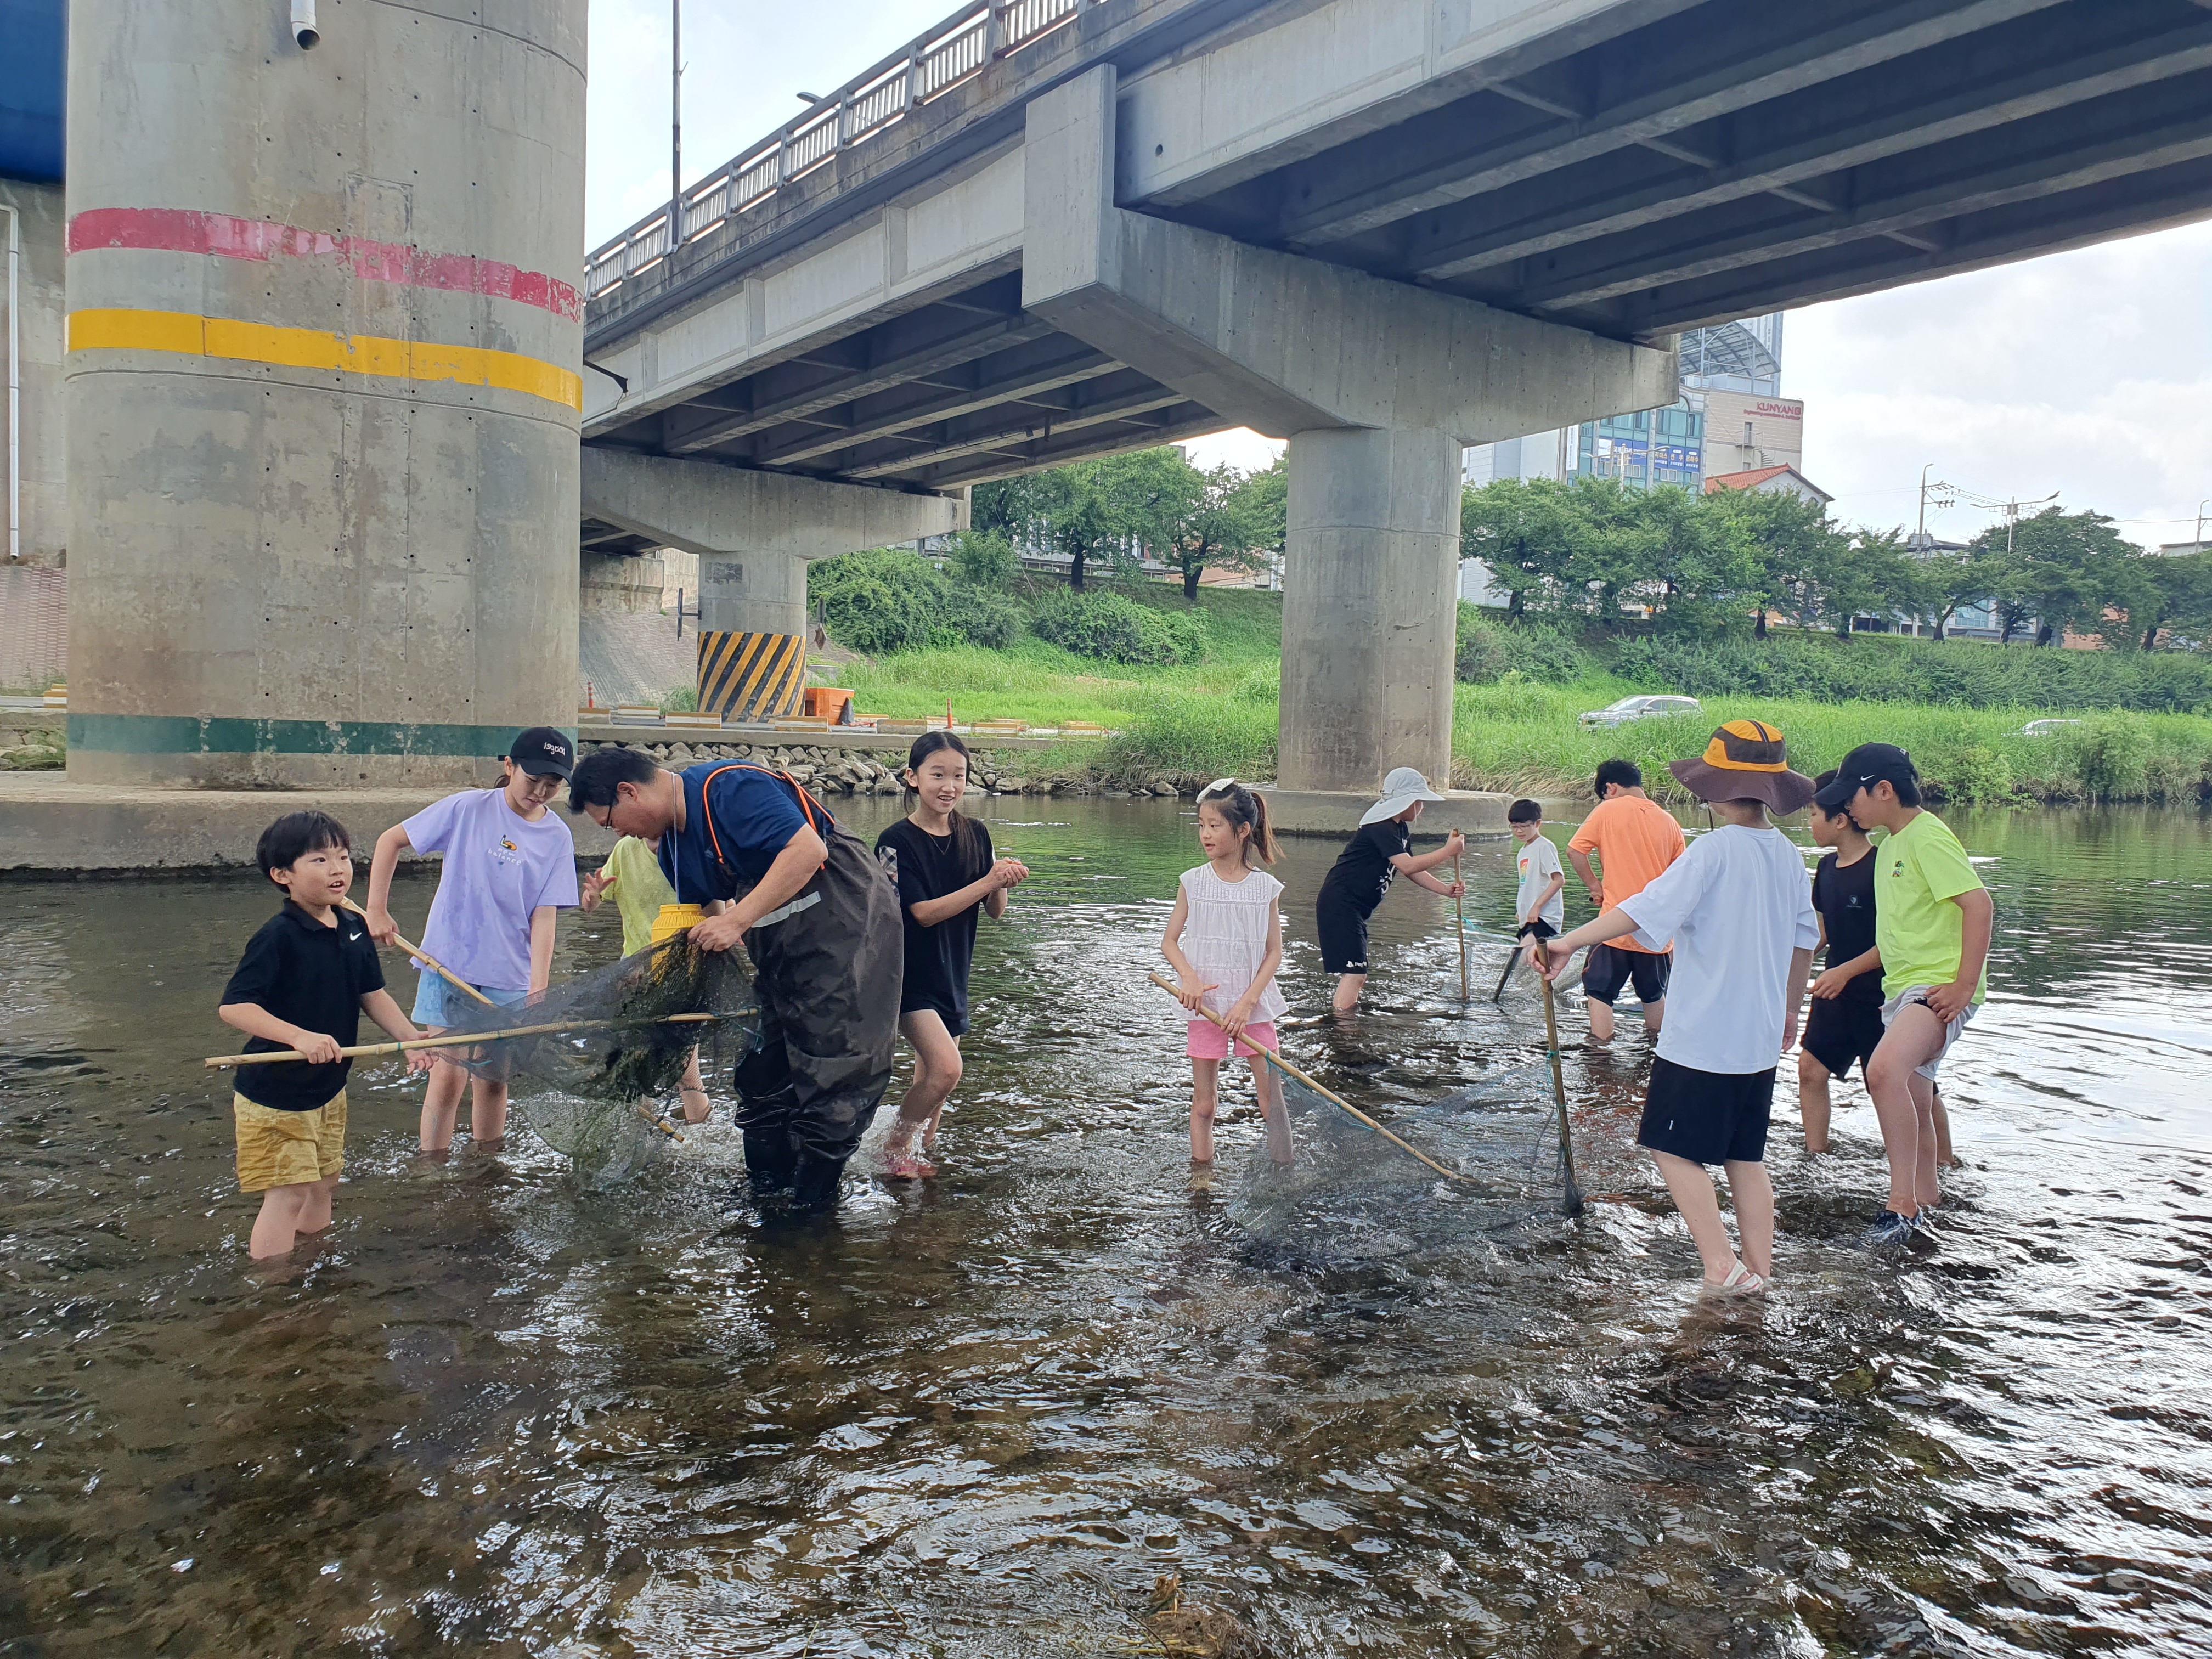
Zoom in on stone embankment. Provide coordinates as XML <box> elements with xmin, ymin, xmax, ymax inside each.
<box><xmin>0</xmin><ymin>712</ymin><xmax>64</xmax><ymax>771</ymax></box>
<box><xmin>579</xmin><ymin>736</ymin><xmax>1199</xmax><ymax>799</ymax></box>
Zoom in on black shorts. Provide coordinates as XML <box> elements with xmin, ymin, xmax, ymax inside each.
<box><xmin>1636</xmin><ymin>1056</ymin><xmax>1776</xmax><ymax>1166</ymax></box>
<box><xmin>1583</xmin><ymin>941</ymin><xmax>1671</xmax><ymax>1006</ymax></box>
<box><xmin>1516</xmin><ymin>918</ymin><xmax>1558</xmax><ymax>941</ymax></box>
<box><xmin>1316</xmin><ymin>892</ymin><xmax>1370</xmax><ymax>975</ymax></box>
<box><xmin>1801</xmin><ymin>995</ymin><xmax>1884</xmax><ymax>1081</ymax></box>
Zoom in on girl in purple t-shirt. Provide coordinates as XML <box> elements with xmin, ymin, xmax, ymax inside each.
<box><xmin>364</xmin><ymin>730</ymin><xmax>581</xmax><ymax>1153</ymax></box>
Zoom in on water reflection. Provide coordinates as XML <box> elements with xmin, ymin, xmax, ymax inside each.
<box><xmin>1</xmin><ymin>801</ymin><xmax>2209</xmax><ymax>1654</ymax></box>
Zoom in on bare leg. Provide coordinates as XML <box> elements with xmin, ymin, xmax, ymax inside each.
<box><xmin>1797</xmin><ymin>1049</ymin><xmax>1835</xmax><ymax>1154</ymax></box>
<box><xmin>1249</xmin><ymin>1053</ymin><xmax>1293</xmax><ymax>1165</ymax></box>
<box><xmin>296</xmin><ymin>1173</ymin><xmax>340</xmax><ymax>1237</ymax></box>
<box><xmin>1650</xmin><ymin>1150</ymin><xmax>1742</xmax><ymax>1283</ymax></box>
<box><xmin>887</xmin><ymin>1012</ymin><xmax>960</xmax><ymax>1167</ymax></box>
<box><xmin>419</xmin><ymin>1042</ymin><xmax>464</xmax><ymax>1153</ymax></box>
<box><xmin>1908</xmin><ymin>1071</ymin><xmax>1942</xmax><ymax>1211</ymax></box>
<box><xmin>1932</xmin><ymin>1084</ymin><xmax>1958</xmax><ymax>1167</ymax></box>
<box><xmin>678</xmin><ymin>1047</ymin><xmax>709</xmax><ymax>1124</ymax></box>
<box><xmin>1724</xmin><ymin>1160</ymin><xmax>1775</xmax><ymax>1280</ymax></box>
<box><xmin>1190</xmin><ymin>1057</ymin><xmax>1220</xmax><ymax>1163</ymax></box>
<box><xmin>468</xmin><ymin>1077</ymin><xmax>509</xmax><ymax>1146</ymax></box>
<box><xmin>1587</xmin><ymin>998</ymin><xmax>1618</xmax><ymax>1042</ymax></box>
<box><xmin>249</xmin><ymin>1183</ymin><xmax>314</xmax><ymax>1260</ymax></box>
<box><xmin>1331</xmin><ymin>973</ymin><xmax>1367</xmax><ymax>1014</ymax></box>
<box><xmin>1866</xmin><ymin>1005</ymin><xmax>1947</xmax><ymax>1219</ymax></box>
<box><xmin>1643</xmin><ymin>996</ymin><xmax>1666</xmax><ymax>1037</ymax></box>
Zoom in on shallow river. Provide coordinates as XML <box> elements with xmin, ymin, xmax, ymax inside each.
<box><xmin>3</xmin><ymin>801</ymin><xmax>2210</xmax><ymax>1657</ymax></box>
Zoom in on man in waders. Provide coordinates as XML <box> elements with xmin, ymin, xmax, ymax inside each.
<box><xmin>568</xmin><ymin>747</ymin><xmax>902</xmax><ymax>1212</ymax></box>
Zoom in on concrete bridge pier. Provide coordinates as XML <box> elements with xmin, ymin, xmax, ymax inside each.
<box><xmin>1022</xmin><ymin>65</ymin><xmax>1676</xmax><ymax>806</ymax></box>
<box><xmin>578</xmin><ymin>449</ymin><xmax>962</xmax><ymax>721</ymax></box>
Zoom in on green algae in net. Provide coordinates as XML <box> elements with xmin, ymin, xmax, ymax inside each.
<box><xmin>429</xmin><ymin>933</ymin><xmax>759</xmax><ymax>1184</ymax></box>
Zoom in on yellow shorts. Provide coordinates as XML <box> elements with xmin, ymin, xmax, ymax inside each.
<box><xmin>233</xmin><ymin>1090</ymin><xmax>347</xmax><ymax>1193</ymax></box>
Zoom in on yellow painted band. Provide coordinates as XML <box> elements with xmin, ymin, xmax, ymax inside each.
<box><xmin>67</xmin><ymin>307</ymin><xmax>582</xmax><ymax>412</ymax></box>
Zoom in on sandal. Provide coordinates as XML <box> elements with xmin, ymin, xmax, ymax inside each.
<box><xmin>880</xmin><ymin>1148</ymin><xmax>937</xmax><ymax>1180</ymax></box>
<box><xmin>1701</xmin><ymin>1262</ymin><xmax>1767</xmax><ymax>1296</ymax></box>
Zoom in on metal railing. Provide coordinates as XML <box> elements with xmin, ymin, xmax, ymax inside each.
<box><xmin>585</xmin><ymin>0</ymin><xmax>1092</xmax><ymax>304</ymax></box>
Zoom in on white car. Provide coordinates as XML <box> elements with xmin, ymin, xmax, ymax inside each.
<box><xmin>2018</xmin><ymin>718</ymin><xmax>2081</xmax><ymax>736</ymax></box>
<box><xmin>1579</xmin><ymin>694</ymin><xmax>1704</xmax><ymax>728</ymax></box>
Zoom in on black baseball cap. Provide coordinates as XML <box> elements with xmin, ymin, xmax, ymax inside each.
<box><xmin>507</xmin><ymin>727</ymin><xmax>575</xmax><ymax>780</ymax></box>
<box><xmin>1812</xmin><ymin>742</ymin><xmax>1915</xmax><ymax>810</ymax></box>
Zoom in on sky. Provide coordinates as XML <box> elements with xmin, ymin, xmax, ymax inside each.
<box><xmin>586</xmin><ymin>1</ymin><xmax>2212</xmax><ymax>554</ymax></box>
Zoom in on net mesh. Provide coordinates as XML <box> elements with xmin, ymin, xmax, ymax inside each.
<box><xmin>428</xmin><ymin>933</ymin><xmax>761</xmax><ymax>1185</ymax></box>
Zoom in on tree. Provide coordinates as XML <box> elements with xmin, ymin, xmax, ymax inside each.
<box><xmin>1147</xmin><ymin>454</ymin><xmax>1272</xmax><ymax>599</ymax></box>
<box><xmin>1637</xmin><ymin>482</ymin><xmax>1759</xmax><ymax>636</ymax></box>
<box><xmin>2126</xmin><ymin>550</ymin><xmax>2212</xmax><ymax>651</ymax></box>
<box><xmin>1970</xmin><ymin>509</ymin><xmax>2144</xmax><ymax>645</ymax></box>
<box><xmin>1708</xmin><ymin>486</ymin><xmax>1839</xmax><ymax>637</ymax></box>
<box><xmin>1025</xmin><ymin>458</ymin><xmax>1135</xmax><ymax>591</ymax></box>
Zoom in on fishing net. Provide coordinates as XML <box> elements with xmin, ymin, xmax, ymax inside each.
<box><xmin>427</xmin><ymin>933</ymin><xmax>761</xmax><ymax>1186</ymax></box>
<box><xmin>1227</xmin><ymin>1028</ymin><xmax>1581</xmax><ymax>1263</ymax></box>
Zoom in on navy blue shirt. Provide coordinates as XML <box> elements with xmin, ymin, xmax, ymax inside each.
<box><xmin>657</xmin><ymin>763</ymin><xmax>826</xmax><ymax>902</ymax></box>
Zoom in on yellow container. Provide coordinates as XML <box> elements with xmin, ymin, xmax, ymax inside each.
<box><xmin>650</xmin><ymin>902</ymin><xmax>706</xmax><ymax>946</ymax></box>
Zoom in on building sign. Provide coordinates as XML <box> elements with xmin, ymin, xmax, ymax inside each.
<box><xmin>1599</xmin><ymin>437</ymin><xmax>1702</xmax><ymax>472</ymax></box>
<box><xmin>1703</xmin><ymin>390</ymin><xmax>1807</xmax><ymax>470</ymax></box>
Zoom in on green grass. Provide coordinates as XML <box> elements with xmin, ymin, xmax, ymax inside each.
<box><xmin>817</xmin><ymin>585</ymin><xmax>2212</xmax><ymax>805</ymax></box>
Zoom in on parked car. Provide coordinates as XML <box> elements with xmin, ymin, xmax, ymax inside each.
<box><xmin>1579</xmin><ymin>694</ymin><xmax>1704</xmax><ymax>728</ymax></box>
<box><xmin>2019</xmin><ymin>718</ymin><xmax>2083</xmax><ymax>736</ymax></box>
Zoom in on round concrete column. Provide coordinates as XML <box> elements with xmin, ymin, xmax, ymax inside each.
<box><xmin>1277</xmin><ymin>426</ymin><xmax>1462</xmax><ymax>794</ymax></box>
<box><xmin>64</xmin><ymin>1</ymin><xmax>585</xmax><ymax>786</ymax></box>
<box><xmin>693</xmin><ymin>551</ymin><xmax>810</xmax><ymax>723</ymax></box>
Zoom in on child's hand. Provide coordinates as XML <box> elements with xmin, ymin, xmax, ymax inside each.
<box><xmin>1444</xmin><ymin>879</ymin><xmax>1466</xmax><ymax>899</ymax></box>
<box><xmin>1522</xmin><ymin>937</ymin><xmax>1566</xmax><ymax>980</ymax></box>
<box><xmin>1781</xmin><ymin>1006</ymin><xmax>1801</xmax><ymax>1054</ymax></box>
<box><xmin>292</xmin><ymin>1029</ymin><xmax>343</xmax><ymax>1065</ymax></box>
<box><xmin>580</xmin><ymin>870</ymin><xmax>612</xmax><ymax>912</ymax></box>
<box><xmin>1221</xmin><ymin>997</ymin><xmax>1256</xmax><ymax>1041</ymax></box>
<box><xmin>1175</xmin><ymin>976</ymin><xmax>1217</xmax><ymax>1013</ymax></box>
<box><xmin>1810</xmin><ymin>965</ymin><xmax>1854</xmax><ymax>1000</ymax></box>
<box><xmin>364</xmin><ymin>906</ymin><xmax>399</xmax><ymax>946</ymax></box>
<box><xmin>404</xmin><ymin>1046</ymin><xmax>438</xmax><ymax>1076</ymax></box>
<box><xmin>991</xmin><ymin>857</ymin><xmax>1029</xmax><ymax>890</ymax></box>
<box><xmin>1923</xmin><ymin>979</ymin><xmax>1973</xmax><ymax>1023</ymax></box>
<box><xmin>1442</xmin><ymin>830</ymin><xmax>1465</xmax><ymax>857</ymax></box>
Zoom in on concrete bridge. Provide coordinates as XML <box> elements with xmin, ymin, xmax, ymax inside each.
<box><xmin>43</xmin><ymin>0</ymin><xmax>2212</xmax><ymax>797</ymax></box>
<box><xmin>575</xmin><ymin>0</ymin><xmax>2212</xmax><ymax>794</ymax></box>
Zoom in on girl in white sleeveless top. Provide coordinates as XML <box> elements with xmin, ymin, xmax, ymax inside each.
<box><xmin>1162</xmin><ymin>781</ymin><xmax>1294</xmax><ymax>1169</ymax></box>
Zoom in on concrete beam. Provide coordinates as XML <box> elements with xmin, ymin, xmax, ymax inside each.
<box><xmin>578</xmin><ymin>448</ymin><xmax>966</xmax><ymax>562</ymax></box>
<box><xmin>1023</xmin><ymin>65</ymin><xmax>1674</xmax><ymax>441</ymax></box>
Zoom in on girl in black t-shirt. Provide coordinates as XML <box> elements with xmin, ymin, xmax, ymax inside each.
<box><xmin>872</xmin><ymin>732</ymin><xmax>1029</xmax><ymax>1178</ymax></box>
<box><xmin>1314</xmin><ymin>766</ymin><xmax>1467</xmax><ymax>1012</ymax></box>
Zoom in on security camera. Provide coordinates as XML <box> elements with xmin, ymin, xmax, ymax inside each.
<box><xmin>292</xmin><ymin>0</ymin><xmax>319</xmax><ymax>49</ymax></box>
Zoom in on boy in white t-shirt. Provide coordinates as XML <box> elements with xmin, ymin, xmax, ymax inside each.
<box><xmin>1528</xmin><ymin>721</ymin><xmax>1819</xmax><ymax>1296</ymax></box>
<box><xmin>364</xmin><ymin>729</ymin><xmax>582</xmax><ymax>1154</ymax></box>
<box><xmin>1508</xmin><ymin>799</ymin><xmax>1565</xmax><ymax>941</ymax></box>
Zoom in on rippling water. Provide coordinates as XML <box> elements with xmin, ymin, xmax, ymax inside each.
<box><xmin>3</xmin><ymin>802</ymin><xmax>2209</xmax><ymax>1656</ymax></box>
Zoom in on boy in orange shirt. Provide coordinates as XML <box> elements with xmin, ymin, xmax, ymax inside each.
<box><xmin>1566</xmin><ymin>758</ymin><xmax>1686</xmax><ymax>1041</ymax></box>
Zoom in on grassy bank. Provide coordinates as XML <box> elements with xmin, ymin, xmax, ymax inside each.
<box><xmin>817</xmin><ymin>586</ymin><xmax>2212</xmax><ymax>806</ymax></box>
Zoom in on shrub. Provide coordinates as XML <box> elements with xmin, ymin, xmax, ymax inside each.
<box><xmin>946</xmin><ymin>529</ymin><xmax>1023</xmax><ymax>589</ymax></box>
<box><xmin>1456</xmin><ymin>607</ymin><xmax>1593</xmax><ymax>684</ymax></box>
<box><xmin>1923</xmin><ymin>743</ymin><xmax>2014</xmax><ymax>806</ymax></box>
<box><xmin>660</xmin><ymin>682</ymin><xmax>699</xmax><ymax>713</ymax></box>
<box><xmin>1031</xmin><ymin>590</ymin><xmax>1206</xmax><ymax>664</ymax></box>
<box><xmin>2061</xmin><ymin>714</ymin><xmax>2154</xmax><ymax>800</ymax></box>
<box><xmin>951</xmin><ymin>586</ymin><xmax>1025</xmax><ymax>650</ymax></box>
<box><xmin>807</xmin><ymin>548</ymin><xmax>956</xmax><ymax>656</ymax></box>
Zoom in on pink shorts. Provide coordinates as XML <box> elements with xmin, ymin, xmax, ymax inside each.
<box><xmin>1187</xmin><ymin>1019</ymin><xmax>1279</xmax><ymax>1061</ymax></box>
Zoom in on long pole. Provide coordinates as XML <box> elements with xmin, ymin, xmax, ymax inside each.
<box><xmin>1452</xmin><ymin>847</ymin><xmax>1468</xmax><ymax>1000</ymax></box>
<box><xmin>670</xmin><ymin>0</ymin><xmax>684</xmax><ymax>243</ymax></box>
<box><xmin>3</xmin><ymin>202</ymin><xmax>17</xmax><ymax>563</ymax></box>
<box><xmin>1539</xmin><ymin>977</ymin><xmax>1584</xmax><ymax>1216</ymax></box>
<box><xmin>205</xmin><ymin>1012</ymin><xmax>715</xmax><ymax>1069</ymax></box>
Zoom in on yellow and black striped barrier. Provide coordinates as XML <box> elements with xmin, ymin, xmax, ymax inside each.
<box><xmin>697</xmin><ymin>630</ymin><xmax>806</xmax><ymax>723</ymax></box>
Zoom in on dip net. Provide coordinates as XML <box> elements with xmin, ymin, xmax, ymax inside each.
<box><xmin>428</xmin><ymin>933</ymin><xmax>760</xmax><ymax>1186</ymax></box>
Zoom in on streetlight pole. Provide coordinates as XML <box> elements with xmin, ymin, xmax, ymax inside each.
<box><xmin>2196</xmin><ymin>497</ymin><xmax>2209</xmax><ymax>554</ymax></box>
<box><xmin>670</xmin><ymin>0</ymin><xmax>684</xmax><ymax>244</ymax></box>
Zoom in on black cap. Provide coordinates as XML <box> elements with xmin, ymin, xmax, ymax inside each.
<box><xmin>1812</xmin><ymin>742</ymin><xmax>1915</xmax><ymax>810</ymax></box>
<box><xmin>507</xmin><ymin>727</ymin><xmax>575</xmax><ymax>780</ymax></box>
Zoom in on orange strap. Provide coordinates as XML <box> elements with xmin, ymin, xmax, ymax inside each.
<box><xmin>696</xmin><ymin>764</ymin><xmax>831</xmax><ymax>881</ymax></box>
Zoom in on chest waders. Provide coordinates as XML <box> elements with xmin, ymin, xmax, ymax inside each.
<box><xmin>685</xmin><ymin>766</ymin><xmax>904</xmax><ymax>1211</ymax></box>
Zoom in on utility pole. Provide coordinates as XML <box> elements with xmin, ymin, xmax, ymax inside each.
<box><xmin>670</xmin><ymin>0</ymin><xmax>684</xmax><ymax>244</ymax></box>
<box><xmin>2196</xmin><ymin>496</ymin><xmax>2209</xmax><ymax>554</ymax></box>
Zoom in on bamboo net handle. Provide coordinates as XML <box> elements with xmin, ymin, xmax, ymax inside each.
<box><xmin>341</xmin><ymin>898</ymin><xmax>493</xmax><ymax>1007</ymax></box>
<box><xmin>205</xmin><ymin>1012</ymin><xmax>715</xmax><ymax>1069</ymax></box>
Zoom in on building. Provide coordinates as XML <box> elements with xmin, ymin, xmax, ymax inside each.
<box><xmin>1702</xmin><ymin>464</ymin><xmax>1831</xmax><ymax>506</ymax></box>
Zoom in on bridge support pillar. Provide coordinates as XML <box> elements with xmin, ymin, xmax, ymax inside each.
<box><xmin>1279</xmin><ymin>427</ymin><xmax>1461</xmax><ymax>794</ymax></box>
<box><xmin>578</xmin><ymin>448</ymin><xmax>963</xmax><ymax>723</ymax></box>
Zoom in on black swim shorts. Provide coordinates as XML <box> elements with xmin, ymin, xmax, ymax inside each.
<box><xmin>1583</xmin><ymin>941</ymin><xmax>1671</xmax><ymax>1006</ymax></box>
<box><xmin>1801</xmin><ymin>995</ymin><xmax>1885</xmax><ymax>1081</ymax></box>
<box><xmin>1635</xmin><ymin>1055</ymin><xmax>1776</xmax><ymax>1166</ymax></box>
<box><xmin>1316</xmin><ymin>891</ymin><xmax>1370</xmax><ymax>975</ymax></box>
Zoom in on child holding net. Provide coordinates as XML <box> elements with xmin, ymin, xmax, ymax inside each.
<box><xmin>1162</xmin><ymin>780</ymin><xmax>1295</xmax><ymax>1177</ymax></box>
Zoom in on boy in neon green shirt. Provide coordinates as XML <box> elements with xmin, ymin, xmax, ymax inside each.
<box><xmin>1812</xmin><ymin>744</ymin><xmax>1993</xmax><ymax>1244</ymax></box>
<box><xmin>580</xmin><ymin>836</ymin><xmax>712</xmax><ymax>1122</ymax></box>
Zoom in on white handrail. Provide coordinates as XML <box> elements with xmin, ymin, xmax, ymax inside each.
<box><xmin>585</xmin><ymin>0</ymin><xmax>1092</xmax><ymax>303</ymax></box>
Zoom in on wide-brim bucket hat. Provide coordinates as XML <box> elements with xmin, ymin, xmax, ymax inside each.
<box><xmin>1359</xmin><ymin>765</ymin><xmax>1449</xmax><ymax>825</ymax></box>
<box><xmin>1667</xmin><ymin>719</ymin><xmax>1816</xmax><ymax>814</ymax></box>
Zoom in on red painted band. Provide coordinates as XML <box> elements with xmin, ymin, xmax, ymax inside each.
<box><xmin>67</xmin><ymin>207</ymin><xmax>581</xmax><ymax>324</ymax></box>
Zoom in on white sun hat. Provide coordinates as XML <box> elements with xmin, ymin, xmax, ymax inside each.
<box><xmin>1358</xmin><ymin>765</ymin><xmax>1448</xmax><ymax>825</ymax></box>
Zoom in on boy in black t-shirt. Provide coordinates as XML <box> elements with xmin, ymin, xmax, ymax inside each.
<box><xmin>1314</xmin><ymin>767</ymin><xmax>1466</xmax><ymax>1013</ymax></box>
<box><xmin>1796</xmin><ymin>781</ymin><xmax>1883</xmax><ymax>1154</ymax></box>
<box><xmin>219</xmin><ymin>812</ymin><xmax>428</xmax><ymax>1260</ymax></box>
